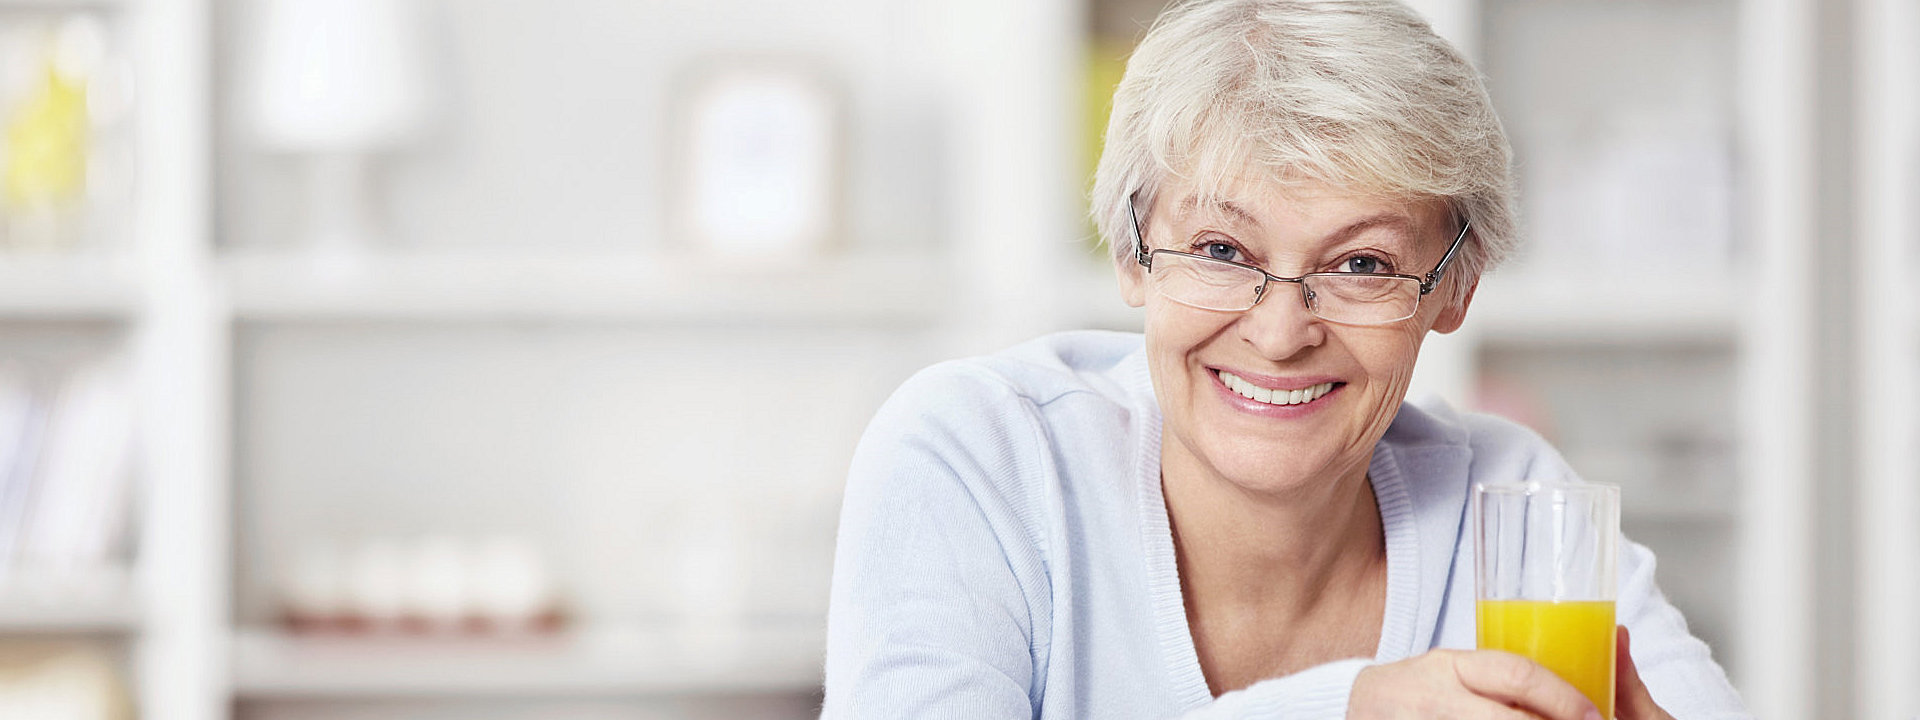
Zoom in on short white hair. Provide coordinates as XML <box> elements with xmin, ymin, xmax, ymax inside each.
<box><xmin>1090</xmin><ymin>0</ymin><xmax>1515</xmax><ymax>302</ymax></box>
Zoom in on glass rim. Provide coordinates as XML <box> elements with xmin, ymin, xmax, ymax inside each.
<box><xmin>1152</xmin><ymin>287</ymin><xmax>1420</xmax><ymax>324</ymax></box>
<box><xmin>1145</xmin><ymin>248</ymin><xmax>1430</xmax><ymax>286</ymax></box>
<box><xmin>1473</xmin><ymin>481</ymin><xmax>1622</xmax><ymax>499</ymax></box>
<box><xmin>1473</xmin><ymin>479</ymin><xmax>1621</xmax><ymax>604</ymax></box>
<box><xmin>1146</xmin><ymin>251</ymin><xmax>1426</xmax><ymax>323</ymax></box>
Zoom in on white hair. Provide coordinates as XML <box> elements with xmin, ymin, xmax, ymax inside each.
<box><xmin>1090</xmin><ymin>0</ymin><xmax>1515</xmax><ymax>303</ymax></box>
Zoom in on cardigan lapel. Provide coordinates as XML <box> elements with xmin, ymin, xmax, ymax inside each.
<box><xmin>1384</xmin><ymin>440</ymin><xmax>1474</xmax><ymax>656</ymax></box>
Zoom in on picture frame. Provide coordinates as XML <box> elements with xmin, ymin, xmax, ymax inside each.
<box><xmin>670</xmin><ymin>59</ymin><xmax>845</xmax><ymax>261</ymax></box>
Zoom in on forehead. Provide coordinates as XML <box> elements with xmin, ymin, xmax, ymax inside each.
<box><xmin>1160</xmin><ymin>180</ymin><xmax>1447</xmax><ymax>238</ymax></box>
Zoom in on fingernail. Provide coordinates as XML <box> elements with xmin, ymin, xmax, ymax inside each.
<box><xmin>1585</xmin><ymin>710</ymin><xmax>1604</xmax><ymax>720</ymax></box>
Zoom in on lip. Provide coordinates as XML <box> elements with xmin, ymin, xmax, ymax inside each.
<box><xmin>1208</xmin><ymin>367</ymin><xmax>1344</xmax><ymax>418</ymax></box>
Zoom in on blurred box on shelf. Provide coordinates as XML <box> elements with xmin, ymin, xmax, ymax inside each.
<box><xmin>277</xmin><ymin>534</ymin><xmax>565</xmax><ymax>638</ymax></box>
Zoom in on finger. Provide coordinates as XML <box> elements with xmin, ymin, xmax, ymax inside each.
<box><xmin>1454</xmin><ymin>650</ymin><xmax>1601</xmax><ymax>720</ymax></box>
<box><xmin>1456</xmin><ymin>693</ymin><xmax>1556</xmax><ymax>720</ymax></box>
<box><xmin>1615</xmin><ymin>625</ymin><xmax>1660</xmax><ymax>720</ymax></box>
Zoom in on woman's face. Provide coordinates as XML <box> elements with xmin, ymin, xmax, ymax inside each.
<box><xmin>1119</xmin><ymin>179</ymin><xmax>1474</xmax><ymax>497</ymax></box>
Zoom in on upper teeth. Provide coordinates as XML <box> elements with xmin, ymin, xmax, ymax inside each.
<box><xmin>1219</xmin><ymin>371</ymin><xmax>1334</xmax><ymax>406</ymax></box>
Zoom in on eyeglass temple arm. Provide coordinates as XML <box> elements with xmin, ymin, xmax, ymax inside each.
<box><xmin>1420</xmin><ymin>220</ymin><xmax>1472</xmax><ymax>295</ymax></box>
<box><xmin>1129</xmin><ymin>192</ymin><xmax>1152</xmax><ymax>267</ymax></box>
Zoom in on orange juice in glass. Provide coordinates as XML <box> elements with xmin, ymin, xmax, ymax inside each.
<box><xmin>1474</xmin><ymin>482</ymin><xmax>1620</xmax><ymax>719</ymax></box>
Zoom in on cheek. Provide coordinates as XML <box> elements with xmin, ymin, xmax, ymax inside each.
<box><xmin>1142</xmin><ymin>307</ymin><xmax>1212</xmax><ymax>391</ymax></box>
<box><xmin>1348</xmin><ymin>325</ymin><xmax>1428</xmax><ymax>386</ymax></box>
<box><xmin>1144</xmin><ymin>304</ymin><xmax>1226</xmax><ymax>359</ymax></box>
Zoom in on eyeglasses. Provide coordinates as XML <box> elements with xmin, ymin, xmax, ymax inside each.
<box><xmin>1128</xmin><ymin>193</ymin><xmax>1470</xmax><ymax>325</ymax></box>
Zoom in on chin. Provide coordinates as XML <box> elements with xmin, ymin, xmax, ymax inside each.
<box><xmin>1194</xmin><ymin>435</ymin><xmax>1344</xmax><ymax>496</ymax></box>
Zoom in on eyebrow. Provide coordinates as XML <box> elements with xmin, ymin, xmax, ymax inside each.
<box><xmin>1174</xmin><ymin>196</ymin><xmax>1262</xmax><ymax>229</ymax></box>
<box><xmin>1323</xmin><ymin>214</ymin><xmax>1421</xmax><ymax>248</ymax></box>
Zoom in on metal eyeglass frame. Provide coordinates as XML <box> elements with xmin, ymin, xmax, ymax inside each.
<box><xmin>1127</xmin><ymin>191</ymin><xmax>1471</xmax><ymax>322</ymax></box>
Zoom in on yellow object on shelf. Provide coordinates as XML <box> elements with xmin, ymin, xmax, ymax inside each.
<box><xmin>4</xmin><ymin>61</ymin><xmax>90</xmax><ymax>211</ymax></box>
<box><xmin>1083</xmin><ymin>39</ymin><xmax>1131</xmax><ymax>190</ymax></box>
<box><xmin>1081</xmin><ymin>39</ymin><xmax>1131</xmax><ymax>250</ymax></box>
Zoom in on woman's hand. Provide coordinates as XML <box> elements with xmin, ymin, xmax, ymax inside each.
<box><xmin>1350</xmin><ymin>649</ymin><xmax>1602</xmax><ymax>720</ymax></box>
<box><xmin>1615</xmin><ymin>626</ymin><xmax>1676</xmax><ymax>720</ymax></box>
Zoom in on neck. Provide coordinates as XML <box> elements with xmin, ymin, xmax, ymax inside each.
<box><xmin>1162</xmin><ymin>449</ymin><xmax>1385</xmax><ymax>618</ymax></box>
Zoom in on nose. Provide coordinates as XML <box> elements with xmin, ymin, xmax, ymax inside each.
<box><xmin>1238</xmin><ymin>279</ymin><xmax>1326</xmax><ymax>359</ymax></box>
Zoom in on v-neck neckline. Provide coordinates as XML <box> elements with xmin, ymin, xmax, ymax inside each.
<box><xmin>1133</xmin><ymin>407</ymin><xmax>1423</xmax><ymax>706</ymax></box>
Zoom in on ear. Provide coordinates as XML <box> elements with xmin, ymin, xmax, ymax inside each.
<box><xmin>1430</xmin><ymin>278</ymin><xmax>1476</xmax><ymax>334</ymax></box>
<box><xmin>1117</xmin><ymin>253</ymin><xmax>1148</xmax><ymax>308</ymax></box>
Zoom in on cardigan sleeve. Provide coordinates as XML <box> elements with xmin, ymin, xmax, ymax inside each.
<box><xmin>1616</xmin><ymin>535</ymin><xmax>1754</xmax><ymax>719</ymax></box>
<box><xmin>821</xmin><ymin>365</ymin><xmax>1053</xmax><ymax>719</ymax></box>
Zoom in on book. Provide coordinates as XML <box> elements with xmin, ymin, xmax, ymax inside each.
<box><xmin>15</xmin><ymin>359</ymin><xmax>131</xmax><ymax>596</ymax></box>
<box><xmin>0</xmin><ymin>367</ymin><xmax>47</xmax><ymax>589</ymax></box>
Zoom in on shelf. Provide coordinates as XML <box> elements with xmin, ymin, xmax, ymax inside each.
<box><xmin>1469</xmin><ymin>273</ymin><xmax>1738</xmax><ymax>345</ymax></box>
<box><xmin>0</xmin><ymin>254</ymin><xmax>140</xmax><ymax>321</ymax></box>
<box><xmin>0</xmin><ymin>568</ymin><xmax>140</xmax><ymax>633</ymax></box>
<box><xmin>230</xmin><ymin>621</ymin><xmax>824</xmax><ymax>698</ymax></box>
<box><xmin>0</xmin><ymin>598</ymin><xmax>140</xmax><ymax>634</ymax></box>
<box><xmin>0</xmin><ymin>0</ymin><xmax>123</xmax><ymax>11</ymax></box>
<box><xmin>222</xmin><ymin>250</ymin><xmax>952</xmax><ymax>326</ymax></box>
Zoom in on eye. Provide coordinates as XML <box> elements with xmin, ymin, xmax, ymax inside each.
<box><xmin>1202</xmin><ymin>242</ymin><xmax>1240</xmax><ymax>262</ymax></box>
<box><xmin>1338</xmin><ymin>255</ymin><xmax>1389</xmax><ymax>274</ymax></box>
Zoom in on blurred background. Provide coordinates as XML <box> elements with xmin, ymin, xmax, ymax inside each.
<box><xmin>0</xmin><ymin>0</ymin><xmax>1909</xmax><ymax>718</ymax></box>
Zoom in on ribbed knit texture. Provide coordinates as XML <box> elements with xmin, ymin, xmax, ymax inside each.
<box><xmin>1369</xmin><ymin>448</ymin><xmax>1422</xmax><ymax>663</ymax></box>
<box><xmin>824</xmin><ymin>331</ymin><xmax>1750</xmax><ymax>719</ymax></box>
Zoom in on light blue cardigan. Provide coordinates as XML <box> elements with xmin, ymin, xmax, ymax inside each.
<box><xmin>824</xmin><ymin>331</ymin><xmax>1749</xmax><ymax>719</ymax></box>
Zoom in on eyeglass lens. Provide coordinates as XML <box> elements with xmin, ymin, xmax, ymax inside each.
<box><xmin>1150</xmin><ymin>252</ymin><xmax>1420</xmax><ymax>324</ymax></box>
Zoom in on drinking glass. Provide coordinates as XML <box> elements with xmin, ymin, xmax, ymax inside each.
<box><xmin>1474</xmin><ymin>481</ymin><xmax>1621</xmax><ymax>718</ymax></box>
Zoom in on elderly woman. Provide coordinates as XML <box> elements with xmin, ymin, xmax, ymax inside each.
<box><xmin>824</xmin><ymin>1</ymin><xmax>1748</xmax><ymax>718</ymax></box>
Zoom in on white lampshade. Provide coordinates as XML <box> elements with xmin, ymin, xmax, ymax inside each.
<box><xmin>243</xmin><ymin>0</ymin><xmax>431</xmax><ymax>151</ymax></box>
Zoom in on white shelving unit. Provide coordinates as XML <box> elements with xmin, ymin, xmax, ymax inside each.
<box><xmin>0</xmin><ymin>0</ymin><xmax>225</xmax><ymax>716</ymax></box>
<box><xmin>211</xmin><ymin>1</ymin><xmax>1077</xmax><ymax>717</ymax></box>
<box><xmin>1728</xmin><ymin>0</ymin><xmax>1818</xmax><ymax>716</ymax></box>
<box><xmin>1853</xmin><ymin>0</ymin><xmax>1918</xmax><ymax>716</ymax></box>
<box><xmin>0</xmin><ymin>0</ymin><xmax>1840</xmax><ymax>718</ymax></box>
<box><xmin>127</xmin><ymin>0</ymin><xmax>229</xmax><ymax>717</ymax></box>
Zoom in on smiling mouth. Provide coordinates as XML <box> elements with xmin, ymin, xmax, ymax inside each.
<box><xmin>1216</xmin><ymin>370</ymin><xmax>1340</xmax><ymax>407</ymax></box>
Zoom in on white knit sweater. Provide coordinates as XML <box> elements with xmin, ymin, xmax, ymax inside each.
<box><xmin>824</xmin><ymin>331</ymin><xmax>1749</xmax><ymax>719</ymax></box>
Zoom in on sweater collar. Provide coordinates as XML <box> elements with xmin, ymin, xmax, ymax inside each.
<box><xmin>1131</xmin><ymin>370</ymin><xmax>1473</xmax><ymax>700</ymax></box>
<box><xmin>1367</xmin><ymin>437</ymin><xmax>1473</xmax><ymax>661</ymax></box>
